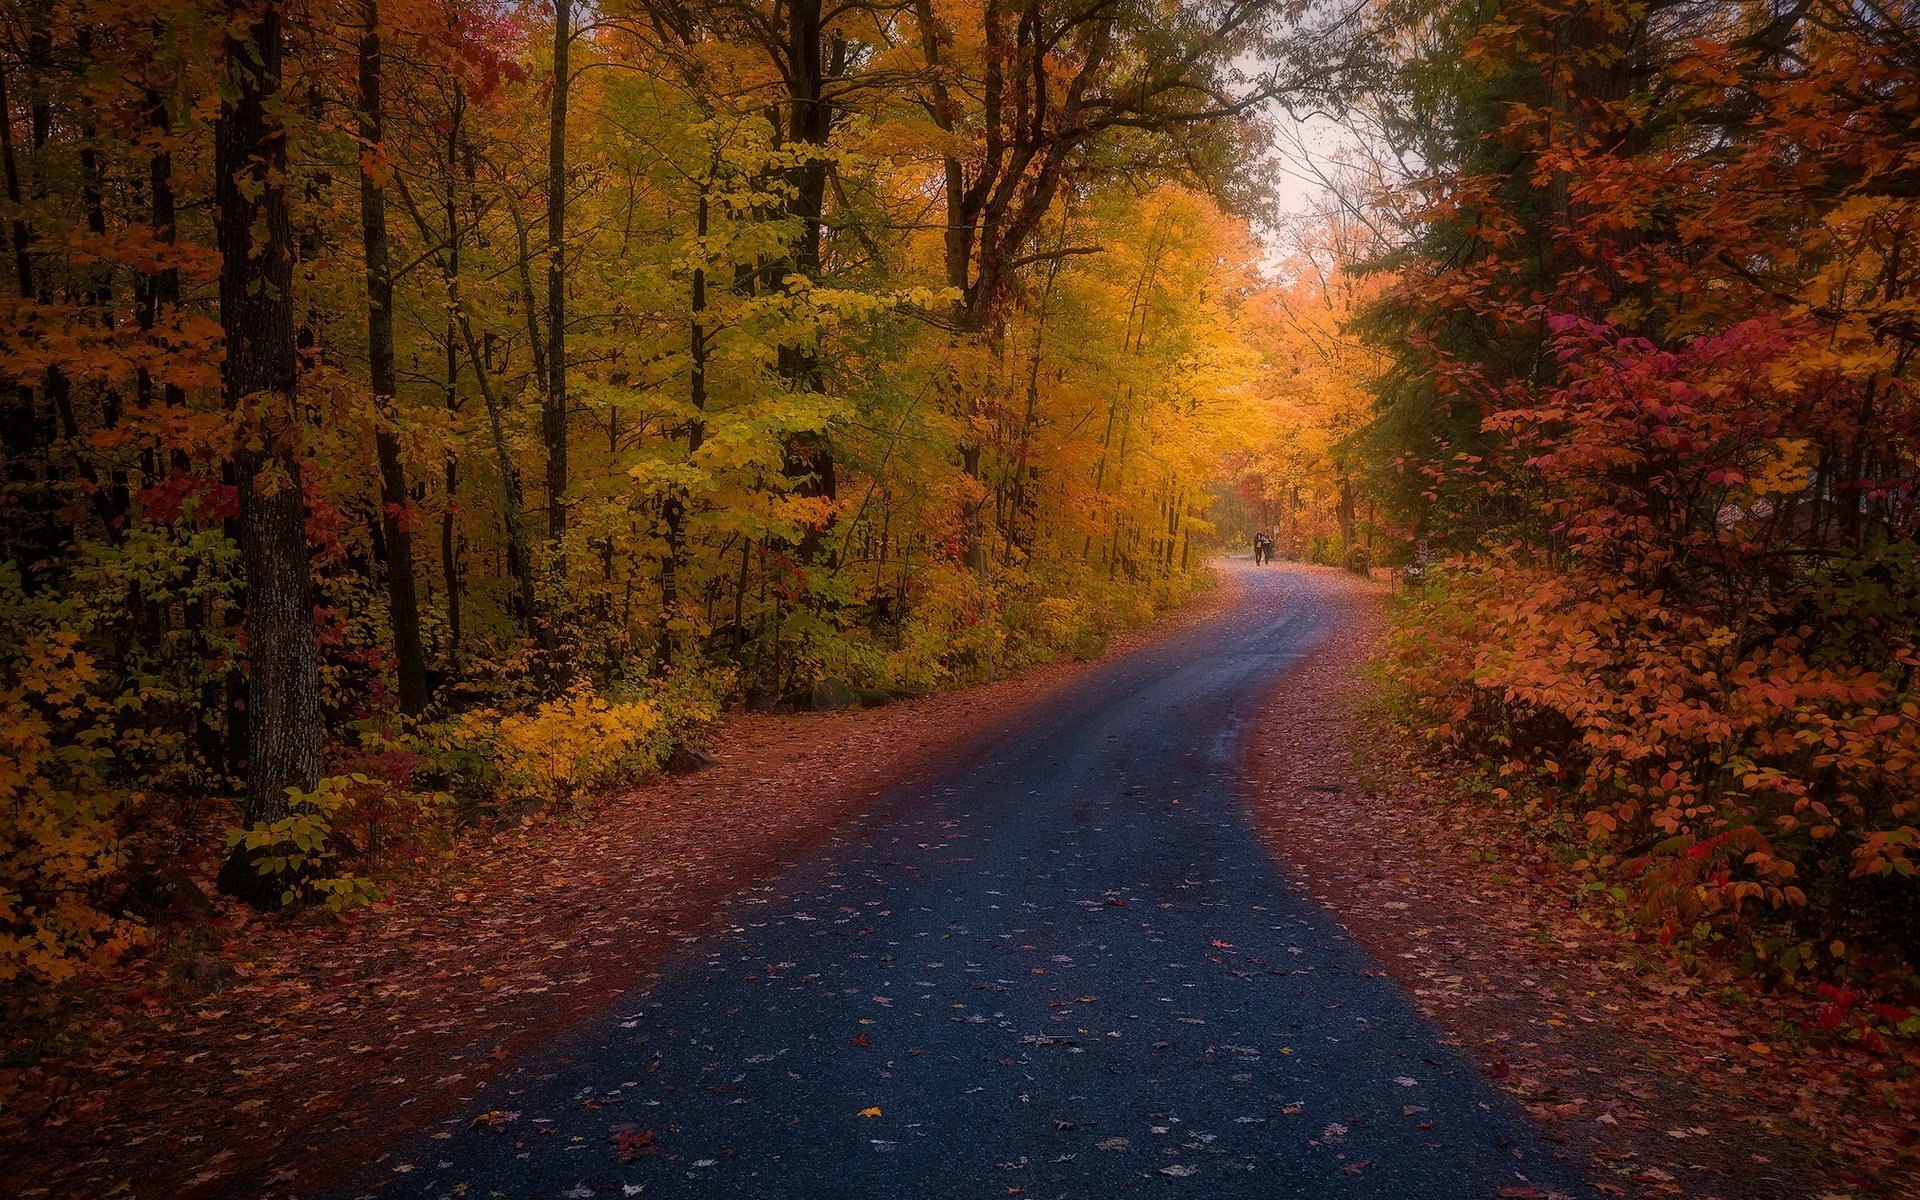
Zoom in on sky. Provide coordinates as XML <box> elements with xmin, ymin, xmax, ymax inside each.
<box><xmin>1256</xmin><ymin>109</ymin><xmax>1356</xmax><ymax>273</ymax></box>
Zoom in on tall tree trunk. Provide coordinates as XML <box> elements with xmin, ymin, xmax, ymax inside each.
<box><xmin>1082</xmin><ymin>232</ymin><xmax>1161</xmax><ymax>561</ymax></box>
<box><xmin>440</xmin><ymin>99</ymin><xmax>465</xmax><ymax>668</ymax></box>
<box><xmin>544</xmin><ymin>0</ymin><xmax>570</xmax><ymax>564</ymax></box>
<box><xmin>0</xmin><ymin>58</ymin><xmax>53</xmax><ymax>580</ymax></box>
<box><xmin>391</xmin><ymin>145</ymin><xmax>540</xmax><ymax>636</ymax></box>
<box><xmin>660</xmin><ymin>182</ymin><xmax>710</xmax><ymax>666</ymax></box>
<box><xmin>1551</xmin><ymin>0</ymin><xmax>1644</xmax><ymax>318</ymax></box>
<box><xmin>1004</xmin><ymin>236</ymin><xmax>1067</xmax><ymax>563</ymax></box>
<box><xmin>141</xmin><ymin>42</ymin><xmax>226</xmax><ymax>776</ymax></box>
<box><xmin>21</xmin><ymin>16</ymin><xmax>80</xmax><ymax>562</ymax></box>
<box><xmin>215</xmin><ymin>0</ymin><xmax>324</xmax><ymax>908</ymax></box>
<box><xmin>452</xmin><ymin>303</ymin><xmax>540</xmax><ymax>634</ymax></box>
<box><xmin>1337</xmin><ymin>475</ymin><xmax>1355</xmax><ymax>552</ymax></box>
<box><xmin>72</xmin><ymin>30</ymin><xmax>128</xmax><ymax>538</ymax></box>
<box><xmin>138</xmin><ymin>41</ymin><xmax>188</xmax><ymax>420</ymax></box>
<box><xmin>778</xmin><ymin>0</ymin><xmax>836</xmax><ymax>563</ymax></box>
<box><xmin>358</xmin><ymin>0</ymin><xmax>428</xmax><ymax>715</ymax></box>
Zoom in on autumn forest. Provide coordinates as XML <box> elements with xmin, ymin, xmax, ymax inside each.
<box><xmin>3</xmin><ymin>0</ymin><xmax>1918</xmax><ymax>1194</ymax></box>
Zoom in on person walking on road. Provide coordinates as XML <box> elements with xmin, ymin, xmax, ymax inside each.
<box><xmin>1252</xmin><ymin>531</ymin><xmax>1273</xmax><ymax>565</ymax></box>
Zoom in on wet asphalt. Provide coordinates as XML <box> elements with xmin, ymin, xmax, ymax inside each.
<box><xmin>344</xmin><ymin>561</ymin><xmax>1585</xmax><ymax>1200</ymax></box>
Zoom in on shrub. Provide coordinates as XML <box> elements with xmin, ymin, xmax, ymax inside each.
<box><xmin>439</xmin><ymin>672</ymin><xmax>726</xmax><ymax>811</ymax></box>
<box><xmin>0</xmin><ymin>625</ymin><xmax>139</xmax><ymax>984</ymax></box>
<box><xmin>1385</xmin><ymin>319</ymin><xmax>1920</xmax><ymax>1013</ymax></box>
<box><xmin>225</xmin><ymin>773</ymin><xmax>448</xmax><ymax>911</ymax></box>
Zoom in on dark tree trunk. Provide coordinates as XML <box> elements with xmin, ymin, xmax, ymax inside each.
<box><xmin>451</xmin><ymin>301</ymin><xmax>540</xmax><ymax>634</ymax></box>
<box><xmin>441</xmin><ymin>109</ymin><xmax>464</xmax><ymax>667</ymax></box>
<box><xmin>214</xmin><ymin>0</ymin><xmax>324</xmax><ymax>909</ymax></box>
<box><xmin>660</xmin><ymin>183</ymin><xmax>711</xmax><ymax>667</ymax></box>
<box><xmin>544</xmin><ymin>0</ymin><xmax>570</xmax><ymax>563</ymax></box>
<box><xmin>141</xmin><ymin>46</ymin><xmax>227</xmax><ymax>775</ymax></box>
<box><xmin>389</xmin><ymin>129</ymin><xmax>541</xmax><ymax>639</ymax></box>
<box><xmin>138</xmin><ymin>44</ymin><xmax>186</xmax><ymax>417</ymax></box>
<box><xmin>357</xmin><ymin>0</ymin><xmax>428</xmax><ymax>715</ymax></box>
<box><xmin>1552</xmin><ymin>0</ymin><xmax>1644</xmax><ymax>318</ymax></box>
<box><xmin>778</xmin><ymin>0</ymin><xmax>836</xmax><ymax>563</ymax></box>
<box><xmin>0</xmin><ymin>58</ymin><xmax>53</xmax><ymax>580</ymax></box>
<box><xmin>72</xmin><ymin>30</ymin><xmax>128</xmax><ymax>538</ymax></box>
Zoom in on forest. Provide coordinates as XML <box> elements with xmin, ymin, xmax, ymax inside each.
<box><xmin>2</xmin><ymin>0</ymin><xmax>1918</xmax><ymax>1178</ymax></box>
<box><xmin>1</xmin><ymin>0</ymin><xmax>1341</xmax><ymax>974</ymax></box>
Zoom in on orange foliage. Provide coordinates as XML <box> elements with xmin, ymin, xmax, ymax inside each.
<box><xmin>1366</xmin><ymin>0</ymin><xmax>1920</xmax><ymax>1039</ymax></box>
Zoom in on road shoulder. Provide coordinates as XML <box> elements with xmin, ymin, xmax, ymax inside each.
<box><xmin>1238</xmin><ymin>571</ymin><xmax>1909</xmax><ymax>1199</ymax></box>
<box><xmin>2</xmin><ymin>572</ymin><xmax>1242</xmax><ymax>1200</ymax></box>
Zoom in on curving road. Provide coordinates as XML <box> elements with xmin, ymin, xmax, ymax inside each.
<box><xmin>346</xmin><ymin>562</ymin><xmax>1583</xmax><ymax>1199</ymax></box>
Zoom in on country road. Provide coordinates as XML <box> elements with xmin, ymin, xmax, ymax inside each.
<box><xmin>347</xmin><ymin>562</ymin><xmax>1583</xmax><ymax>1199</ymax></box>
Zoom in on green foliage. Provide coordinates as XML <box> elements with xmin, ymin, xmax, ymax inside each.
<box><xmin>227</xmin><ymin>774</ymin><xmax>452</xmax><ymax>911</ymax></box>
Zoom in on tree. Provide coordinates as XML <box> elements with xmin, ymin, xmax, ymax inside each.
<box><xmin>545</xmin><ymin>0</ymin><xmax>571</xmax><ymax>575</ymax></box>
<box><xmin>909</xmin><ymin>0</ymin><xmax>1319</xmax><ymax>328</ymax></box>
<box><xmin>213</xmin><ymin>0</ymin><xmax>325</xmax><ymax>907</ymax></box>
<box><xmin>358</xmin><ymin>0</ymin><xmax>430</xmax><ymax>715</ymax></box>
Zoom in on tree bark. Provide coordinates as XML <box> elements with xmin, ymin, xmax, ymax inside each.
<box><xmin>440</xmin><ymin>94</ymin><xmax>466</xmax><ymax>668</ymax></box>
<box><xmin>214</xmin><ymin>0</ymin><xmax>325</xmax><ymax>908</ymax></box>
<box><xmin>0</xmin><ymin>57</ymin><xmax>54</xmax><ymax>580</ymax></box>
<box><xmin>1337</xmin><ymin>475</ymin><xmax>1355</xmax><ymax>552</ymax></box>
<box><xmin>544</xmin><ymin>0</ymin><xmax>570</xmax><ymax>563</ymax></box>
<box><xmin>451</xmin><ymin>302</ymin><xmax>540</xmax><ymax>634</ymax></box>
<box><xmin>777</xmin><ymin>0</ymin><xmax>836</xmax><ymax>563</ymax></box>
<box><xmin>358</xmin><ymin>0</ymin><xmax>429</xmax><ymax>715</ymax></box>
<box><xmin>660</xmin><ymin>182</ymin><xmax>710</xmax><ymax>666</ymax></box>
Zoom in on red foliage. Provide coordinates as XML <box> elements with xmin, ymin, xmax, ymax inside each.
<box><xmin>138</xmin><ymin>471</ymin><xmax>238</xmax><ymax>525</ymax></box>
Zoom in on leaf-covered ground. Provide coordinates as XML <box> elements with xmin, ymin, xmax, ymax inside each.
<box><xmin>1242</xmin><ymin>573</ymin><xmax>1920</xmax><ymax>1200</ymax></box>
<box><xmin>9</xmin><ymin>565</ymin><xmax>1914</xmax><ymax>1199</ymax></box>
<box><xmin>1</xmin><ymin>586</ymin><xmax>1240</xmax><ymax>1199</ymax></box>
<box><xmin>336</xmin><ymin>560</ymin><xmax>1581</xmax><ymax>1200</ymax></box>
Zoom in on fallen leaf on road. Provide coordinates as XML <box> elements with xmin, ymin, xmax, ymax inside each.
<box><xmin>609</xmin><ymin>1126</ymin><xmax>654</xmax><ymax>1160</ymax></box>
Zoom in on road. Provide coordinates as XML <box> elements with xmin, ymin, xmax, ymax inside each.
<box><xmin>347</xmin><ymin>562</ymin><xmax>1582</xmax><ymax>1199</ymax></box>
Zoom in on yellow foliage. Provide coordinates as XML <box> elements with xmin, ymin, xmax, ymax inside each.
<box><xmin>448</xmin><ymin>678</ymin><xmax>722</xmax><ymax>808</ymax></box>
<box><xmin>0</xmin><ymin>625</ymin><xmax>140</xmax><ymax>985</ymax></box>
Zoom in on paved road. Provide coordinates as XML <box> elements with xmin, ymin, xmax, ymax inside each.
<box><xmin>349</xmin><ymin>563</ymin><xmax>1583</xmax><ymax>1199</ymax></box>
